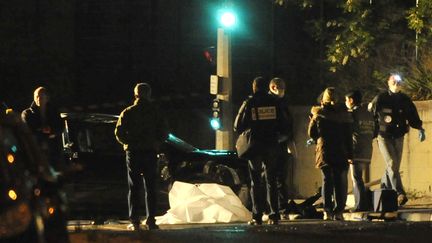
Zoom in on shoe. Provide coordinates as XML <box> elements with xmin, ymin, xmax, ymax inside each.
<box><xmin>248</xmin><ymin>219</ymin><xmax>262</xmax><ymax>225</ymax></box>
<box><xmin>127</xmin><ymin>223</ymin><xmax>140</xmax><ymax>231</ymax></box>
<box><xmin>333</xmin><ymin>212</ymin><xmax>344</xmax><ymax>221</ymax></box>
<box><xmin>146</xmin><ymin>223</ymin><xmax>159</xmax><ymax>230</ymax></box>
<box><xmin>398</xmin><ymin>194</ymin><xmax>408</xmax><ymax>206</ymax></box>
<box><xmin>280</xmin><ymin>213</ymin><xmax>289</xmax><ymax>220</ymax></box>
<box><xmin>323</xmin><ymin>211</ymin><xmax>333</xmax><ymax>221</ymax></box>
<box><xmin>267</xmin><ymin>219</ymin><xmax>279</xmax><ymax>225</ymax></box>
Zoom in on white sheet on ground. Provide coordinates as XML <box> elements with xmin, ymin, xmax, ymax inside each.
<box><xmin>155</xmin><ymin>181</ymin><xmax>252</xmax><ymax>224</ymax></box>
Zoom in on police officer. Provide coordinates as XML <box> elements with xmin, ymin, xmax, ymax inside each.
<box><xmin>268</xmin><ymin>77</ymin><xmax>295</xmax><ymax>214</ymax></box>
<box><xmin>369</xmin><ymin>74</ymin><xmax>426</xmax><ymax>206</ymax></box>
<box><xmin>345</xmin><ymin>90</ymin><xmax>374</xmax><ymax>212</ymax></box>
<box><xmin>115</xmin><ymin>83</ymin><xmax>168</xmax><ymax>230</ymax></box>
<box><xmin>234</xmin><ymin>77</ymin><xmax>283</xmax><ymax>225</ymax></box>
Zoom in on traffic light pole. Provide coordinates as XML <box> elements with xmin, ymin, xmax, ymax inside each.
<box><xmin>216</xmin><ymin>27</ymin><xmax>233</xmax><ymax>150</ymax></box>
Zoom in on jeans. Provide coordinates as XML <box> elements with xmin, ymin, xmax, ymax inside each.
<box><xmin>275</xmin><ymin>143</ymin><xmax>291</xmax><ymax>211</ymax></box>
<box><xmin>350</xmin><ymin>163</ymin><xmax>367</xmax><ymax>210</ymax></box>
<box><xmin>377</xmin><ymin>135</ymin><xmax>405</xmax><ymax>195</ymax></box>
<box><xmin>321</xmin><ymin>166</ymin><xmax>348</xmax><ymax>214</ymax></box>
<box><xmin>125</xmin><ymin>150</ymin><xmax>158</xmax><ymax>224</ymax></box>
<box><xmin>248</xmin><ymin>147</ymin><xmax>279</xmax><ymax>221</ymax></box>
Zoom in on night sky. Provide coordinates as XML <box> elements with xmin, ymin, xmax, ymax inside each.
<box><xmin>0</xmin><ymin>0</ymin><xmax>319</xmax><ymax>146</ymax></box>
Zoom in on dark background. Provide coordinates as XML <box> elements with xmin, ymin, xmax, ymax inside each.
<box><xmin>0</xmin><ymin>0</ymin><xmax>320</xmax><ymax>147</ymax></box>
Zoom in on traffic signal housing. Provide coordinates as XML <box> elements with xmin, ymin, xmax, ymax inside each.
<box><xmin>210</xmin><ymin>98</ymin><xmax>222</xmax><ymax>130</ymax></box>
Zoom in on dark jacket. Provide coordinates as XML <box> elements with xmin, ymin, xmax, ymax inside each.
<box><xmin>269</xmin><ymin>93</ymin><xmax>294</xmax><ymax>144</ymax></box>
<box><xmin>350</xmin><ymin>104</ymin><xmax>374</xmax><ymax>163</ymax></box>
<box><xmin>234</xmin><ymin>91</ymin><xmax>282</xmax><ymax>147</ymax></box>
<box><xmin>369</xmin><ymin>90</ymin><xmax>422</xmax><ymax>139</ymax></box>
<box><xmin>21</xmin><ymin>101</ymin><xmax>64</xmax><ymax>170</ymax></box>
<box><xmin>21</xmin><ymin>101</ymin><xmax>63</xmax><ymax>141</ymax></box>
<box><xmin>308</xmin><ymin>103</ymin><xmax>353</xmax><ymax>169</ymax></box>
<box><xmin>115</xmin><ymin>98</ymin><xmax>168</xmax><ymax>151</ymax></box>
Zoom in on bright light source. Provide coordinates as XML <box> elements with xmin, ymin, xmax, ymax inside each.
<box><xmin>7</xmin><ymin>154</ymin><xmax>14</xmax><ymax>164</ymax></box>
<box><xmin>210</xmin><ymin>118</ymin><xmax>221</xmax><ymax>130</ymax></box>
<box><xmin>393</xmin><ymin>74</ymin><xmax>402</xmax><ymax>82</ymax></box>
<box><xmin>48</xmin><ymin>207</ymin><xmax>55</xmax><ymax>215</ymax></box>
<box><xmin>220</xmin><ymin>11</ymin><xmax>236</xmax><ymax>27</ymax></box>
<box><xmin>8</xmin><ymin>190</ymin><xmax>17</xmax><ymax>200</ymax></box>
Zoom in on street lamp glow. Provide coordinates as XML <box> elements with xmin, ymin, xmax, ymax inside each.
<box><xmin>210</xmin><ymin>118</ymin><xmax>221</xmax><ymax>130</ymax></box>
<box><xmin>220</xmin><ymin>11</ymin><xmax>236</xmax><ymax>27</ymax></box>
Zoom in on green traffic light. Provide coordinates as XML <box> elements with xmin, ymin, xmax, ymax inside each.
<box><xmin>220</xmin><ymin>11</ymin><xmax>236</xmax><ymax>27</ymax></box>
<box><xmin>210</xmin><ymin>117</ymin><xmax>221</xmax><ymax>130</ymax></box>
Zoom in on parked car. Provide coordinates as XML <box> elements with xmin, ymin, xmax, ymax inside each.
<box><xmin>0</xmin><ymin>111</ymin><xmax>69</xmax><ymax>242</ymax></box>
<box><xmin>60</xmin><ymin>112</ymin><xmax>249</xmax><ymax>222</ymax></box>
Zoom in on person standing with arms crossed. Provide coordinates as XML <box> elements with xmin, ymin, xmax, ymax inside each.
<box><xmin>115</xmin><ymin>83</ymin><xmax>168</xmax><ymax>230</ymax></box>
<box><xmin>369</xmin><ymin>74</ymin><xmax>426</xmax><ymax>206</ymax></box>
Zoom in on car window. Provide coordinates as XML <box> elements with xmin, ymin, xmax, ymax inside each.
<box><xmin>65</xmin><ymin>120</ymin><xmax>123</xmax><ymax>155</ymax></box>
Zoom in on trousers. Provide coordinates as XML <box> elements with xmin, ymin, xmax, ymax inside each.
<box><xmin>377</xmin><ymin>135</ymin><xmax>405</xmax><ymax>195</ymax></box>
<box><xmin>125</xmin><ymin>150</ymin><xmax>158</xmax><ymax>224</ymax></box>
<box><xmin>248</xmin><ymin>147</ymin><xmax>279</xmax><ymax>221</ymax></box>
<box><xmin>321</xmin><ymin>166</ymin><xmax>348</xmax><ymax>214</ymax></box>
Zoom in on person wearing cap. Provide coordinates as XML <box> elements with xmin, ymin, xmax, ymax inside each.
<box><xmin>345</xmin><ymin>90</ymin><xmax>374</xmax><ymax>212</ymax></box>
<box><xmin>308</xmin><ymin>87</ymin><xmax>353</xmax><ymax>220</ymax></box>
<box><xmin>115</xmin><ymin>83</ymin><xmax>168</xmax><ymax>230</ymax></box>
<box><xmin>369</xmin><ymin>74</ymin><xmax>426</xmax><ymax>206</ymax></box>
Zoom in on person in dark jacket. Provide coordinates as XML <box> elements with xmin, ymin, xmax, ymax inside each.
<box><xmin>369</xmin><ymin>74</ymin><xmax>426</xmax><ymax>206</ymax></box>
<box><xmin>268</xmin><ymin>77</ymin><xmax>295</xmax><ymax>214</ymax></box>
<box><xmin>115</xmin><ymin>83</ymin><xmax>168</xmax><ymax>230</ymax></box>
<box><xmin>234</xmin><ymin>77</ymin><xmax>283</xmax><ymax>225</ymax></box>
<box><xmin>308</xmin><ymin>87</ymin><xmax>353</xmax><ymax>220</ymax></box>
<box><xmin>22</xmin><ymin>87</ymin><xmax>64</xmax><ymax>172</ymax></box>
<box><xmin>345</xmin><ymin>90</ymin><xmax>374</xmax><ymax>212</ymax></box>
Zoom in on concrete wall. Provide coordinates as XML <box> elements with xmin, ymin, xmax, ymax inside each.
<box><xmin>290</xmin><ymin>100</ymin><xmax>432</xmax><ymax>198</ymax></box>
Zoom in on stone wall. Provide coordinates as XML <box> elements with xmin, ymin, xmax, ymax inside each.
<box><xmin>290</xmin><ymin>100</ymin><xmax>432</xmax><ymax>198</ymax></box>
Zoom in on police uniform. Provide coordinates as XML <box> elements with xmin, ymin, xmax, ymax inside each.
<box><xmin>234</xmin><ymin>91</ymin><xmax>282</xmax><ymax>224</ymax></box>
<box><xmin>369</xmin><ymin>90</ymin><xmax>423</xmax><ymax>197</ymax></box>
<box><xmin>349</xmin><ymin>104</ymin><xmax>374</xmax><ymax>211</ymax></box>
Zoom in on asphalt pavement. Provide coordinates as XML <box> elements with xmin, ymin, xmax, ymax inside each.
<box><xmin>67</xmin><ymin>200</ymin><xmax>432</xmax><ymax>243</ymax></box>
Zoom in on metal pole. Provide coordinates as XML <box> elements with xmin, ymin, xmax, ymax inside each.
<box><xmin>216</xmin><ymin>28</ymin><xmax>233</xmax><ymax>150</ymax></box>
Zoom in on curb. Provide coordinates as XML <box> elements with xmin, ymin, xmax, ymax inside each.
<box><xmin>343</xmin><ymin>208</ymin><xmax>432</xmax><ymax>221</ymax></box>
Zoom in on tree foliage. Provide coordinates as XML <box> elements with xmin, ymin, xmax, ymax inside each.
<box><xmin>274</xmin><ymin>0</ymin><xmax>432</xmax><ymax>100</ymax></box>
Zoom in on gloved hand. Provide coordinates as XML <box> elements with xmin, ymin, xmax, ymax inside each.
<box><xmin>419</xmin><ymin>129</ymin><xmax>426</xmax><ymax>142</ymax></box>
<box><xmin>306</xmin><ymin>138</ymin><xmax>315</xmax><ymax>147</ymax></box>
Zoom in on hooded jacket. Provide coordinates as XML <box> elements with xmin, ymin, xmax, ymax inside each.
<box><xmin>308</xmin><ymin>103</ymin><xmax>353</xmax><ymax>169</ymax></box>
